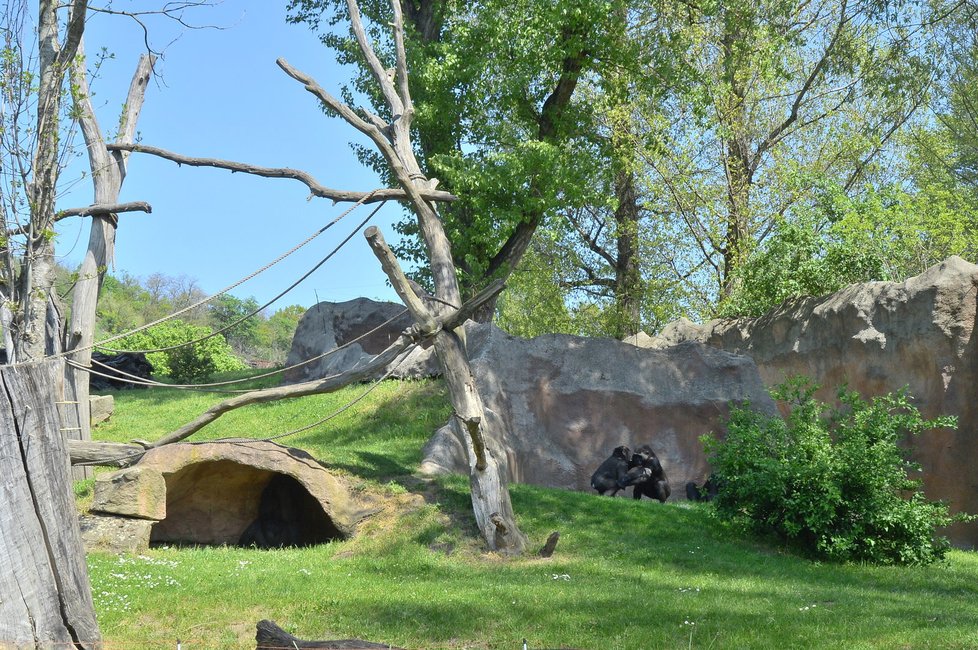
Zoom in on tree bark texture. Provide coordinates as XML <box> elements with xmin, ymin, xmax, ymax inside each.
<box><xmin>612</xmin><ymin>168</ymin><xmax>642</xmax><ymax>338</ymax></box>
<box><xmin>0</xmin><ymin>359</ymin><xmax>101</xmax><ymax>648</ymax></box>
<box><xmin>720</xmin><ymin>11</ymin><xmax>752</xmax><ymax>299</ymax></box>
<box><xmin>364</xmin><ymin>225</ymin><xmax>527</xmax><ymax>553</ymax></box>
<box><xmin>63</xmin><ymin>48</ymin><xmax>154</xmax><ymax>479</ymax></box>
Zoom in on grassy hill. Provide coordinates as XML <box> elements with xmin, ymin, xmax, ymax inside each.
<box><xmin>82</xmin><ymin>372</ymin><xmax>978</xmax><ymax>649</ymax></box>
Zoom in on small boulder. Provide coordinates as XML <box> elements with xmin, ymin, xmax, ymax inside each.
<box><xmin>79</xmin><ymin>514</ymin><xmax>154</xmax><ymax>554</ymax></box>
<box><xmin>91</xmin><ymin>466</ymin><xmax>166</xmax><ymax>521</ymax></box>
<box><xmin>89</xmin><ymin>394</ymin><xmax>114</xmax><ymax>426</ymax></box>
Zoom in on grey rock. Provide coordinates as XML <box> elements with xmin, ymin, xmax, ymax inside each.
<box><xmin>648</xmin><ymin>256</ymin><xmax>978</xmax><ymax>548</ymax></box>
<box><xmin>79</xmin><ymin>514</ymin><xmax>154</xmax><ymax>554</ymax></box>
<box><xmin>91</xmin><ymin>466</ymin><xmax>166</xmax><ymax>521</ymax></box>
<box><xmin>420</xmin><ymin>324</ymin><xmax>775</xmax><ymax>495</ymax></box>
<box><xmin>283</xmin><ymin>298</ymin><xmax>429</xmax><ymax>383</ymax></box>
<box><xmin>89</xmin><ymin>394</ymin><xmax>114</xmax><ymax>426</ymax></box>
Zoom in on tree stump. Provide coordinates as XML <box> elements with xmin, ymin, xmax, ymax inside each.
<box><xmin>0</xmin><ymin>360</ymin><xmax>101</xmax><ymax>648</ymax></box>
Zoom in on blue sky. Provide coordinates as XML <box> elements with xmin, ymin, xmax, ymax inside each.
<box><xmin>57</xmin><ymin>2</ymin><xmax>404</xmax><ymax>308</ymax></box>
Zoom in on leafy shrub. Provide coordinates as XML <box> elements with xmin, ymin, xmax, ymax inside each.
<box><xmin>703</xmin><ymin>378</ymin><xmax>969</xmax><ymax>565</ymax></box>
<box><xmin>108</xmin><ymin>319</ymin><xmax>246</xmax><ymax>382</ymax></box>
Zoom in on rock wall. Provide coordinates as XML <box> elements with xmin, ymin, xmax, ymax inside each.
<box><xmin>646</xmin><ymin>257</ymin><xmax>978</xmax><ymax>547</ymax></box>
<box><xmin>283</xmin><ymin>298</ymin><xmax>437</xmax><ymax>384</ymax></box>
<box><xmin>421</xmin><ymin>325</ymin><xmax>776</xmax><ymax>495</ymax></box>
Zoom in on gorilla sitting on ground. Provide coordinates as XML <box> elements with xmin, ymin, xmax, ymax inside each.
<box><xmin>590</xmin><ymin>445</ymin><xmax>631</xmax><ymax>496</ymax></box>
<box><xmin>618</xmin><ymin>444</ymin><xmax>671</xmax><ymax>502</ymax></box>
<box><xmin>685</xmin><ymin>474</ymin><xmax>721</xmax><ymax>502</ymax></box>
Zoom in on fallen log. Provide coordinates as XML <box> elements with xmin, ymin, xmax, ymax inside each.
<box><xmin>256</xmin><ymin>619</ymin><xmax>405</xmax><ymax>649</ymax></box>
<box><xmin>68</xmin><ymin>440</ymin><xmax>145</xmax><ymax>467</ymax></box>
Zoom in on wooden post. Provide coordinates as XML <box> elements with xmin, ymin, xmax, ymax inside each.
<box><xmin>0</xmin><ymin>359</ymin><xmax>101</xmax><ymax>649</ymax></box>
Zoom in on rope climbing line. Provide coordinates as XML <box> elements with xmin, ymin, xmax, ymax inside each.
<box><xmin>66</xmin><ymin>307</ymin><xmax>410</xmax><ymax>392</ymax></box>
<box><xmin>95</xmin><ymin>200</ymin><xmax>388</xmax><ymax>356</ymax></box>
<box><xmin>47</xmin><ymin>189</ymin><xmax>379</xmax><ymax>361</ymax></box>
<box><xmin>71</xmin><ymin>341</ymin><xmax>421</xmax><ymax>468</ymax></box>
<box><xmin>258</xmin><ymin>345</ymin><xmax>417</xmax><ymax>443</ymax></box>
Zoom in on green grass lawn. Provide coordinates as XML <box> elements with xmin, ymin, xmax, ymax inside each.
<box><xmin>82</xmin><ymin>372</ymin><xmax>978</xmax><ymax>649</ymax></box>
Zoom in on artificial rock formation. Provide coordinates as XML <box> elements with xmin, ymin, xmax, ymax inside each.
<box><xmin>642</xmin><ymin>257</ymin><xmax>978</xmax><ymax>547</ymax></box>
<box><xmin>283</xmin><ymin>298</ymin><xmax>416</xmax><ymax>384</ymax></box>
<box><xmin>89</xmin><ymin>394</ymin><xmax>114</xmax><ymax>426</ymax></box>
<box><xmin>138</xmin><ymin>440</ymin><xmax>366</xmax><ymax>546</ymax></box>
<box><xmin>91</xmin><ymin>466</ymin><xmax>166</xmax><ymax>520</ymax></box>
<box><xmin>420</xmin><ymin>324</ymin><xmax>776</xmax><ymax>494</ymax></box>
<box><xmin>83</xmin><ymin>441</ymin><xmax>371</xmax><ymax>550</ymax></box>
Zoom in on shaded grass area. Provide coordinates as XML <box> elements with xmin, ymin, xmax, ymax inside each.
<box><xmin>84</xmin><ymin>374</ymin><xmax>978</xmax><ymax>649</ymax></box>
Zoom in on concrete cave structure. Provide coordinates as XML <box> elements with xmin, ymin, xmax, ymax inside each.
<box><xmin>83</xmin><ymin>440</ymin><xmax>365</xmax><ymax>552</ymax></box>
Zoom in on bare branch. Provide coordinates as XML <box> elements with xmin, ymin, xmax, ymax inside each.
<box><xmin>108</xmin><ymin>142</ymin><xmax>457</xmax><ymax>203</ymax></box>
<box><xmin>146</xmin><ymin>332</ymin><xmax>418</xmax><ymax>449</ymax></box>
<box><xmin>56</xmin><ymin>201</ymin><xmax>152</xmax><ymax>219</ymax></box>
<box><xmin>751</xmin><ymin>0</ymin><xmax>851</xmax><ymax>170</ymax></box>
<box><xmin>87</xmin><ymin>2</ymin><xmax>223</xmax><ymax>58</ymax></box>
<box><xmin>365</xmin><ymin>226</ymin><xmax>438</xmax><ymax>335</ymax></box>
<box><xmin>346</xmin><ymin>0</ymin><xmax>403</xmax><ymax>117</ymax></box>
<box><xmin>391</xmin><ymin>0</ymin><xmax>413</xmax><ymax>130</ymax></box>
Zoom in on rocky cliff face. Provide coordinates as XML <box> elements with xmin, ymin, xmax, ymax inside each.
<box><xmin>282</xmin><ymin>298</ymin><xmax>417</xmax><ymax>384</ymax></box>
<box><xmin>645</xmin><ymin>257</ymin><xmax>978</xmax><ymax>547</ymax></box>
<box><xmin>420</xmin><ymin>325</ymin><xmax>776</xmax><ymax>495</ymax></box>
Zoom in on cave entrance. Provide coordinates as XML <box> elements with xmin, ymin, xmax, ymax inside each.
<box><xmin>149</xmin><ymin>459</ymin><xmax>345</xmax><ymax>548</ymax></box>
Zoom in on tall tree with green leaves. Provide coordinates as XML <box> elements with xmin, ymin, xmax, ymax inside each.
<box><xmin>652</xmin><ymin>0</ymin><xmax>941</xmax><ymax>307</ymax></box>
<box><xmin>289</xmin><ymin>0</ymin><xmax>639</xmax><ymax>316</ymax></box>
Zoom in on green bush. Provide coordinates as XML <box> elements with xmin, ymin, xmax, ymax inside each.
<box><xmin>108</xmin><ymin>319</ymin><xmax>246</xmax><ymax>382</ymax></box>
<box><xmin>703</xmin><ymin>378</ymin><xmax>969</xmax><ymax>565</ymax></box>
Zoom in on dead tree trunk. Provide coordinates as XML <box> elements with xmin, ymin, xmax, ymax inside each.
<box><xmin>63</xmin><ymin>47</ymin><xmax>154</xmax><ymax>480</ymax></box>
<box><xmin>256</xmin><ymin>619</ymin><xmax>405</xmax><ymax>650</ymax></box>
<box><xmin>95</xmin><ymin>0</ymin><xmax>530</xmax><ymax>555</ymax></box>
<box><xmin>275</xmin><ymin>0</ymin><xmax>529</xmax><ymax>553</ymax></box>
<box><xmin>364</xmin><ymin>228</ymin><xmax>527</xmax><ymax>553</ymax></box>
<box><xmin>0</xmin><ymin>359</ymin><xmax>101</xmax><ymax>648</ymax></box>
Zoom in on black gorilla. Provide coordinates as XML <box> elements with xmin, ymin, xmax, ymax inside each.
<box><xmin>238</xmin><ymin>474</ymin><xmax>341</xmax><ymax>548</ymax></box>
<box><xmin>590</xmin><ymin>445</ymin><xmax>631</xmax><ymax>496</ymax></box>
<box><xmin>685</xmin><ymin>474</ymin><xmax>721</xmax><ymax>502</ymax></box>
<box><xmin>618</xmin><ymin>444</ymin><xmax>671</xmax><ymax>502</ymax></box>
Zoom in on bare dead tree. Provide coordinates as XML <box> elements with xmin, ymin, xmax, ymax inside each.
<box><xmin>0</xmin><ymin>0</ymin><xmax>88</xmax><ymax>363</ymax></box>
<box><xmin>93</xmin><ymin>0</ymin><xmax>530</xmax><ymax>554</ymax></box>
<box><xmin>59</xmin><ymin>43</ymin><xmax>156</xmax><ymax>478</ymax></box>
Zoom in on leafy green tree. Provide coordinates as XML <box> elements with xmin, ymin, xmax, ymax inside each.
<box><xmin>208</xmin><ymin>294</ymin><xmax>262</xmax><ymax>352</ymax></box>
<box><xmin>652</xmin><ymin>0</ymin><xmax>945</xmax><ymax>306</ymax></box>
<box><xmin>289</xmin><ymin>0</ymin><xmax>655</xmax><ymax>321</ymax></box>
<box><xmin>94</xmin><ymin>272</ymin><xmax>154</xmax><ymax>338</ymax></box>
<box><xmin>718</xmin><ymin>171</ymin><xmax>978</xmax><ymax>319</ymax></box>
<box><xmin>261</xmin><ymin>304</ymin><xmax>304</xmax><ymax>360</ymax></box>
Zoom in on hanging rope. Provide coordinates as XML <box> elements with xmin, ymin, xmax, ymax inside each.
<box><xmin>49</xmin><ymin>189</ymin><xmax>379</xmax><ymax>361</ymax></box>
<box><xmin>258</xmin><ymin>346</ymin><xmax>415</xmax><ymax>442</ymax></box>
<box><xmin>67</xmin><ymin>307</ymin><xmax>410</xmax><ymax>392</ymax></box>
<box><xmin>72</xmin><ymin>342</ymin><xmax>421</xmax><ymax>468</ymax></box>
<box><xmin>95</xmin><ymin>201</ymin><xmax>388</xmax><ymax>356</ymax></box>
